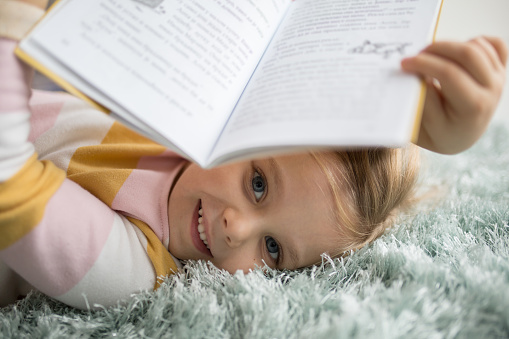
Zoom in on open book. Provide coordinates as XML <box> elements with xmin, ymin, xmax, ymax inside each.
<box><xmin>17</xmin><ymin>0</ymin><xmax>444</xmax><ymax>168</ymax></box>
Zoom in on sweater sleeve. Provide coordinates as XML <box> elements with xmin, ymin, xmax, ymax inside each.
<box><xmin>0</xmin><ymin>37</ymin><xmax>157</xmax><ymax>308</ymax></box>
<box><xmin>0</xmin><ymin>38</ymin><xmax>35</xmax><ymax>182</ymax></box>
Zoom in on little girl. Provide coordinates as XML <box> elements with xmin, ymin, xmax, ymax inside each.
<box><xmin>1</xmin><ymin>0</ymin><xmax>506</xmax><ymax>309</ymax></box>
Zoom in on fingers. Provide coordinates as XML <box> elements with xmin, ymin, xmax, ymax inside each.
<box><xmin>482</xmin><ymin>36</ymin><xmax>508</xmax><ymax>67</ymax></box>
<box><xmin>471</xmin><ymin>37</ymin><xmax>505</xmax><ymax>71</ymax></box>
<box><xmin>404</xmin><ymin>36</ymin><xmax>507</xmax><ymax>155</ymax></box>
<box><xmin>401</xmin><ymin>50</ymin><xmax>486</xmax><ymax>114</ymax></box>
<box><xmin>414</xmin><ymin>39</ymin><xmax>499</xmax><ymax>87</ymax></box>
<box><xmin>401</xmin><ymin>37</ymin><xmax>507</xmax><ymax>113</ymax></box>
<box><xmin>402</xmin><ymin>37</ymin><xmax>506</xmax><ymax>88</ymax></box>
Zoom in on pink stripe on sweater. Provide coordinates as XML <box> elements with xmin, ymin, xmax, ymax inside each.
<box><xmin>28</xmin><ymin>90</ymin><xmax>77</xmax><ymax>142</ymax></box>
<box><xmin>28</xmin><ymin>99</ymin><xmax>64</xmax><ymax>142</ymax></box>
<box><xmin>30</xmin><ymin>89</ymin><xmax>72</xmax><ymax>106</ymax></box>
<box><xmin>111</xmin><ymin>151</ymin><xmax>186</xmax><ymax>243</ymax></box>
<box><xmin>0</xmin><ymin>179</ymin><xmax>115</xmax><ymax>297</ymax></box>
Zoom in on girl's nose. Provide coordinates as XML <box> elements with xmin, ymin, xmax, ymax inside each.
<box><xmin>222</xmin><ymin>207</ymin><xmax>255</xmax><ymax>249</ymax></box>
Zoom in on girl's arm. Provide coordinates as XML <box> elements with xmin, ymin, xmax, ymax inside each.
<box><xmin>402</xmin><ymin>37</ymin><xmax>508</xmax><ymax>155</ymax></box>
<box><xmin>0</xmin><ymin>1</ymin><xmax>158</xmax><ymax>309</ymax></box>
<box><xmin>0</xmin><ymin>0</ymin><xmax>46</xmax><ymax>180</ymax></box>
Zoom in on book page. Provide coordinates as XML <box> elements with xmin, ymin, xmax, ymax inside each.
<box><xmin>26</xmin><ymin>0</ymin><xmax>290</xmax><ymax>165</ymax></box>
<box><xmin>210</xmin><ymin>0</ymin><xmax>442</xmax><ymax>164</ymax></box>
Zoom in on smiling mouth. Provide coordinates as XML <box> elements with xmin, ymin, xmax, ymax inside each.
<box><xmin>197</xmin><ymin>203</ymin><xmax>210</xmax><ymax>249</ymax></box>
<box><xmin>191</xmin><ymin>200</ymin><xmax>212</xmax><ymax>257</ymax></box>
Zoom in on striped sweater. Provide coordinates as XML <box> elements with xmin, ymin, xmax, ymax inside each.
<box><xmin>0</xmin><ymin>37</ymin><xmax>187</xmax><ymax>309</ymax></box>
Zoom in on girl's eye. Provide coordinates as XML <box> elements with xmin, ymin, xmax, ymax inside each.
<box><xmin>251</xmin><ymin>171</ymin><xmax>266</xmax><ymax>201</ymax></box>
<box><xmin>265</xmin><ymin>236</ymin><xmax>279</xmax><ymax>261</ymax></box>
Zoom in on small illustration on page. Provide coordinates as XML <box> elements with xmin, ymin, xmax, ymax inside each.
<box><xmin>130</xmin><ymin>0</ymin><xmax>164</xmax><ymax>8</ymax></box>
<box><xmin>130</xmin><ymin>0</ymin><xmax>166</xmax><ymax>13</ymax></box>
<box><xmin>349</xmin><ymin>40</ymin><xmax>411</xmax><ymax>58</ymax></box>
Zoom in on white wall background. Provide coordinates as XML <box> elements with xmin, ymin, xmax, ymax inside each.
<box><xmin>436</xmin><ymin>0</ymin><xmax>509</xmax><ymax>126</ymax></box>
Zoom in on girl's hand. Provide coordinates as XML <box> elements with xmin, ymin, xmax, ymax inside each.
<box><xmin>402</xmin><ymin>37</ymin><xmax>508</xmax><ymax>154</ymax></box>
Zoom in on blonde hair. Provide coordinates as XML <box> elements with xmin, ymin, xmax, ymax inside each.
<box><xmin>311</xmin><ymin>145</ymin><xmax>420</xmax><ymax>256</ymax></box>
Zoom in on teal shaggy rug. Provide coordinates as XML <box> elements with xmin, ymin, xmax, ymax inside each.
<box><xmin>1</xmin><ymin>122</ymin><xmax>508</xmax><ymax>339</ymax></box>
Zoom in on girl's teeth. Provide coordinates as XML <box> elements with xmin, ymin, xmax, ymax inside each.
<box><xmin>197</xmin><ymin>205</ymin><xmax>209</xmax><ymax>249</ymax></box>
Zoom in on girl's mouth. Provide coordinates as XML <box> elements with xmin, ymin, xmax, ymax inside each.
<box><xmin>191</xmin><ymin>200</ymin><xmax>213</xmax><ymax>257</ymax></box>
<box><xmin>197</xmin><ymin>206</ymin><xmax>209</xmax><ymax>249</ymax></box>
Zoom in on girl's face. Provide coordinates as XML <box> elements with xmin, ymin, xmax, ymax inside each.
<box><xmin>167</xmin><ymin>153</ymin><xmax>341</xmax><ymax>273</ymax></box>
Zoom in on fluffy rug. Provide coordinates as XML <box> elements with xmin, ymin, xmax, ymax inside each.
<box><xmin>1</xmin><ymin>122</ymin><xmax>508</xmax><ymax>338</ymax></box>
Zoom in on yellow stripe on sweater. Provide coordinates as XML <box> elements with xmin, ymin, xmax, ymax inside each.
<box><xmin>67</xmin><ymin>122</ymin><xmax>166</xmax><ymax>207</ymax></box>
<box><xmin>127</xmin><ymin>217</ymin><xmax>179</xmax><ymax>289</ymax></box>
<box><xmin>0</xmin><ymin>154</ymin><xmax>65</xmax><ymax>250</ymax></box>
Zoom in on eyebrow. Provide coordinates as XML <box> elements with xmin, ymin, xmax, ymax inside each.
<box><xmin>266</xmin><ymin>157</ymin><xmax>282</xmax><ymax>196</ymax></box>
<box><xmin>267</xmin><ymin>158</ymin><xmax>300</xmax><ymax>269</ymax></box>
